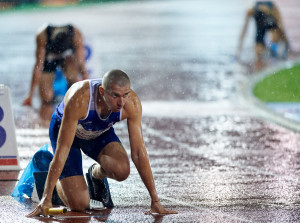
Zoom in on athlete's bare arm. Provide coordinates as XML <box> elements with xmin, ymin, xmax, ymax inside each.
<box><xmin>73</xmin><ymin>28</ymin><xmax>89</xmax><ymax>80</ymax></box>
<box><xmin>27</xmin><ymin>81</ymin><xmax>90</xmax><ymax>217</ymax></box>
<box><xmin>23</xmin><ymin>29</ymin><xmax>47</xmax><ymax>106</ymax></box>
<box><xmin>236</xmin><ymin>8</ymin><xmax>253</xmax><ymax>59</ymax></box>
<box><xmin>272</xmin><ymin>5</ymin><xmax>290</xmax><ymax>48</ymax></box>
<box><xmin>122</xmin><ymin>91</ymin><xmax>177</xmax><ymax>214</ymax></box>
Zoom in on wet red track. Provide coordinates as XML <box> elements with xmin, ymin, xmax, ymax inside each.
<box><xmin>1</xmin><ymin>0</ymin><xmax>300</xmax><ymax>222</ymax></box>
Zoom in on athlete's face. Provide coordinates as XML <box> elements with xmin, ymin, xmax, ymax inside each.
<box><xmin>102</xmin><ymin>83</ymin><xmax>131</xmax><ymax>112</ymax></box>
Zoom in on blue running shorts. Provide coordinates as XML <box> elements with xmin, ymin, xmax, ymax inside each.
<box><xmin>49</xmin><ymin>114</ymin><xmax>121</xmax><ymax>180</ymax></box>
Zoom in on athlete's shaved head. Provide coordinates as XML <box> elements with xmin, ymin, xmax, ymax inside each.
<box><xmin>102</xmin><ymin>69</ymin><xmax>130</xmax><ymax>90</ymax></box>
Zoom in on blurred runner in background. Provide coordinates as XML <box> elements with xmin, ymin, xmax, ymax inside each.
<box><xmin>236</xmin><ymin>1</ymin><xmax>291</xmax><ymax>70</ymax></box>
<box><xmin>23</xmin><ymin>24</ymin><xmax>89</xmax><ymax>124</ymax></box>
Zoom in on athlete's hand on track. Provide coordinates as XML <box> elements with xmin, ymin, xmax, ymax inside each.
<box><xmin>26</xmin><ymin>197</ymin><xmax>53</xmax><ymax>217</ymax></box>
<box><xmin>23</xmin><ymin>97</ymin><xmax>32</xmax><ymax>106</ymax></box>
<box><xmin>145</xmin><ymin>200</ymin><xmax>178</xmax><ymax>215</ymax></box>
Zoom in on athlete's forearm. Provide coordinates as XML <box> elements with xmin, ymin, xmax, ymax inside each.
<box><xmin>74</xmin><ymin>29</ymin><xmax>89</xmax><ymax>80</ymax></box>
<box><xmin>42</xmin><ymin>160</ymin><xmax>61</xmax><ymax>202</ymax></box>
<box><xmin>30</xmin><ymin>33</ymin><xmax>46</xmax><ymax>97</ymax></box>
<box><xmin>28</xmin><ymin>66</ymin><xmax>41</xmax><ymax>98</ymax></box>
<box><xmin>132</xmin><ymin>150</ymin><xmax>160</xmax><ymax>202</ymax></box>
<box><xmin>238</xmin><ymin>15</ymin><xmax>250</xmax><ymax>54</ymax></box>
<box><xmin>42</xmin><ymin>145</ymin><xmax>69</xmax><ymax>201</ymax></box>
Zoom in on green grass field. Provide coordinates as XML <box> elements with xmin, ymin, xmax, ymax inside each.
<box><xmin>0</xmin><ymin>0</ymin><xmax>126</xmax><ymax>13</ymax></box>
<box><xmin>254</xmin><ymin>63</ymin><xmax>300</xmax><ymax>102</ymax></box>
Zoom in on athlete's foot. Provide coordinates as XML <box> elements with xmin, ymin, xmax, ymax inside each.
<box><xmin>86</xmin><ymin>164</ymin><xmax>114</xmax><ymax>208</ymax></box>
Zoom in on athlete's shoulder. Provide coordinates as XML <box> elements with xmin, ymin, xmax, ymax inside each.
<box><xmin>127</xmin><ymin>89</ymin><xmax>141</xmax><ymax>106</ymax></box>
<box><xmin>122</xmin><ymin>89</ymin><xmax>142</xmax><ymax>120</ymax></box>
<box><xmin>63</xmin><ymin>80</ymin><xmax>90</xmax><ymax>119</ymax></box>
<box><xmin>247</xmin><ymin>7</ymin><xmax>254</xmax><ymax>17</ymax></box>
<box><xmin>36</xmin><ymin>31</ymin><xmax>47</xmax><ymax>48</ymax></box>
<box><xmin>130</xmin><ymin>89</ymin><xmax>141</xmax><ymax>105</ymax></box>
<box><xmin>73</xmin><ymin>27</ymin><xmax>84</xmax><ymax>43</ymax></box>
<box><xmin>37</xmin><ymin>23</ymin><xmax>48</xmax><ymax>34</ymax></box>
<box><xmin>65</xmin><ymin>80</ymin><xmax>90</xmax><ymax>102</ymax></box>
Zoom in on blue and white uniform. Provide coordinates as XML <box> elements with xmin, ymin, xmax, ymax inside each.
<box><xmin>49</xmin><ymin>79</ymin><xmax>122</xmax><ymax>179</ymax></box>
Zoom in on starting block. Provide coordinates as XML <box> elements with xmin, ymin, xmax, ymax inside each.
<box><xmin>33</xmin><ymin>171</ymin><xmax>64</xmax><ymax>205</ymax></box>
<box><xmin>0</xmin><ymin>85</ymin><xmax>20</xmax><ymax>170</ymax></box>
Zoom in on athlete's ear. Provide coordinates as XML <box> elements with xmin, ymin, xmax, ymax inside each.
<box><xmin>99</xmin><ymin>86</ymin><xmax>104</xmax><ymax>95</ymax></box>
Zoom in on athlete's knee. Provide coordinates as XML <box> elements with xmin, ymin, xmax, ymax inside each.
<box><xmin>68</xmin><ymin>197</ymin><xmax>90</xmax><ymax>211</ymax></box>
<box><xmin>114</xmin><ymin>162</ymin><xmax>130</xmax><ymax>182</ymax></box>
<box><xmin>40</xmin><ymin>90</ymin><xmax>54</xmax><ymax>103</ymax></box>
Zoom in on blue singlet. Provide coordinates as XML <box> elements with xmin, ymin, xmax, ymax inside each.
<box><xmin>49</xmin><ymin>79</ymin><xmax>122</xmax><ymax>179</ymax></box>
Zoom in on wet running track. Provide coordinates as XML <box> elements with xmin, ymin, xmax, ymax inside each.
<box><xmin>1</xmin><ymin>0</ymin><xmax>300</xmax><ymax>222</ymax></box>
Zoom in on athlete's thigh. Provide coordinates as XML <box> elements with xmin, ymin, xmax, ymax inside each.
<box><xmin>99</xmin><ymin>141</ymin><xmax>129</xmax><ymax>162</ymax></box>
<box><xmin>61</xmin><ymin>55</ymin><xmax>79</xmax><ymax>83</ymax></box>
<box><xmin>97</xmin><ymin>142</ymin><xmax>130</xmax><ymax>181</ymax></box>
<box><xmin>270</xmin><ymin>29</ymin><xmax>281</xmax><ymax>42</ymax></box>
